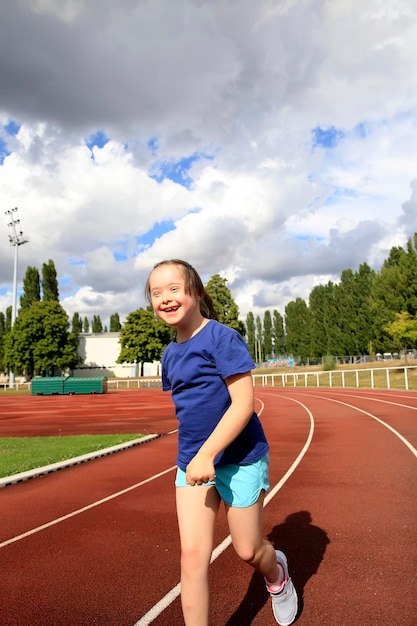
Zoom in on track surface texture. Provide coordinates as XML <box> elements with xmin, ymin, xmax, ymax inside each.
<box><xmin>1</xmin><ymin>387</ymin><xmax>416</xmax><ymax>625</ymax></box>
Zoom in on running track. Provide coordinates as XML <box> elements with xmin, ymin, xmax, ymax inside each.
<box><xmin>1</xmin><ymin>388</ymin><xmax>416</xmax><ymax>625</ymax></box>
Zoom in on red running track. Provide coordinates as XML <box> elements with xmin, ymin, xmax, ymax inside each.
<box><xmin>0</xmin><ymin>388</ymin><xmax>416</xmax><ymax>625</ymax></box>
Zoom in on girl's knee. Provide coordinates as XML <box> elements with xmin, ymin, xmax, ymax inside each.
<box><xmin>233</xmin><ymin>538</ymin><xmax>271</xmax><ymax>566</ymax></box>
<box><xmin>233</xmin><ymin>542</ymin><xmax>259</xmax><ymax>565</ymax></box>
<box><xmin>181</xmin><ymin>546</ymin><xmax>211</xmax><ymax>574</ymax></box>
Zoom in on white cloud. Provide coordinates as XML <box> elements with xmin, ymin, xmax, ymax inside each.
<box><xmin>0</xmin><ymin>0</ymin><xmax>416</xmax><ymax>327</ymax></box>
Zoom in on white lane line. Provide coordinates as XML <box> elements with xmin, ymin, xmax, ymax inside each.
<box><xmin>321</xmin><ymin>390</ymin><xmax>417</xmax><ymax>411</ymax></box>
<box><xmin>264</xmin><ymin>397</ymin><xmax>314</xmax><ymax>504</ymax></box>
<box><xmin>310</xmin><ymin>394</ymin><xmax>417</xmax><ymax>458</ymax></box>
<box><xmin>0</xmin><ymin>466</ymin><xmax>177</xmax><ymax>549</ymax></box>
<box><xmin>134</xmin><ymin>396</ymin><xmax>314</xmax><ymax>625</ymax></box>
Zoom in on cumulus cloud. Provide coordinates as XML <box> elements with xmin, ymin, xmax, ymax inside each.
<box><xmin>0</xmin><ymin>0</ymin><xmax>416</xmax><ymax>325</ymax></box>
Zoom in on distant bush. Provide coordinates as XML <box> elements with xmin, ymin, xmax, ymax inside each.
<box><xmin>322</xmin><ymin>355</ymin><xmax>337</xmax><ymax>371</ymax></box>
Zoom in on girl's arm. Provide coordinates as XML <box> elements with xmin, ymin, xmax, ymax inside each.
<box><xmin>185</xmin><ymin>371</ymin><xmax>254</xmax><ymax>486</ymax></box>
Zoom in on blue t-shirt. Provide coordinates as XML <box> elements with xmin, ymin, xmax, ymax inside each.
<box><xmin>162</xmin><ymin>319</ymin><xmax>269</xmax><ymax>470</ymax></box>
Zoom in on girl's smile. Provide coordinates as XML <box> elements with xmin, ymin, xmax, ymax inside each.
<box><xmin>149</xmin><ymin>263</ymin><xmax>205</xmax><ymax>341</ymax></box>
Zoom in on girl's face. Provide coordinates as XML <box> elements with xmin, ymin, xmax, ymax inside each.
<box><xmin>149</xmin><ymin>263</ymin><xmax>201</xmax><ymax>330</ymax></box>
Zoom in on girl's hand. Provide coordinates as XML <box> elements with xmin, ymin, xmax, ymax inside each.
<box><xmin>185</xmin><ymin>453</ymin><xmax>215</xmax><ymax>486</ymax></box>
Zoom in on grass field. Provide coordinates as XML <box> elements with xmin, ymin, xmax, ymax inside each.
<box><xmin>0</xmin><ymin>434</ymin><xmax>142</xmax><ymax>479</ymax></box>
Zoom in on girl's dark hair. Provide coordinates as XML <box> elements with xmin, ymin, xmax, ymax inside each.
<box><xmin>145</xmin><ymin>259</ymin><xmax>219</xmax><ymax>321</ymax></box>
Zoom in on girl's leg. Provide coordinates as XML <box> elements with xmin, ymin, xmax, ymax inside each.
<box><xmin>176</xmin><ymin>484</ymin><xmax>221</xmax><ymax>626</ymax></box>
<box><xmin>225</xmin><ymin>493</ymin><xmax>279</xmax><ymax>583</ymax></box>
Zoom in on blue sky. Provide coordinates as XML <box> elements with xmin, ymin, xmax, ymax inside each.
<box><xmin>0</xmin><ymin>138</ymin><xmax>8</xmax><ymax>165</ymax></box>
<box><xmin>86</xmin><ymin>130</ymin><xmax>109</xmax><ymax>154</ymax></box>
<box><xmin>312</xmin><ymin>126</ymin><xmax>345</xmax><ymax>149</ymax></box>
<box><xmin>136</xmin><ymin>220</ymin><xmax>176</xmax><ymax>249</ymax></box>
<box><xmin>0</xmin><ymin>120</ymin><xmax>19</xmax><ymax>164</ymax></box>
<box><xmin>150</xmin><ymin>154</ymin><xmax>200</xmax><ymax>188</ymax></box>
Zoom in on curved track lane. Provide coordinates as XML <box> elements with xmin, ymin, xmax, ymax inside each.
<box><xmin>0</xmin><ymin>388</ymin><xmax>416</xmax><ymax>625</ymax></box>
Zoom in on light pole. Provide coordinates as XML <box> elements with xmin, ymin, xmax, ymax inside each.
<box><xmin>5</xmin><ymin>207</ymin><xmax>29</xmax><ymax>389</ymax></box>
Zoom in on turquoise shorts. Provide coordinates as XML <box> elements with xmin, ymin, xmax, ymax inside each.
<box><xmin>175</xmin><ymin>454</ymin><xmax>270</xmax><ymax>508</ymax></box>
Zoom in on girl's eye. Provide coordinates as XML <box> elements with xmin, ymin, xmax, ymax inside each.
<box><xmin>152</xmin><ymin>291</ymin><xmax>160</xmax><ymax>297</ymax></box>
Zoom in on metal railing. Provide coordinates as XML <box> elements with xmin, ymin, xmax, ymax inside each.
<box><xmin>106</xmin><ymin>378</ymin><xmax>162</xmax><ymax>390</ymax></box>
<box><xmin>252</xmin><ymin>365</ymin><xmax>417</xmax><ymax>391</ymax></box>
<box><xmin>83</xmin><ymin>366</ymin><xmax>417</xmax><ymax>391</ymax></box>
<box><xmin>0</xmin><ymin>382</ymin><xmax>30</xmax><ymax>391</ymax></box>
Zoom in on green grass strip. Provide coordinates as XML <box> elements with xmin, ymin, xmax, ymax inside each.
<box><xmin>0</xmin><ymin>434</ymin><xmax>143</xmax><ymax>479</ymax></box>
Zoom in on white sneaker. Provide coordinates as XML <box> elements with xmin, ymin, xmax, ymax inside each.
<box><xmin>266</xmin><ymin>550</ymin><xmax>298</xmax><ymax>626</ymax></box>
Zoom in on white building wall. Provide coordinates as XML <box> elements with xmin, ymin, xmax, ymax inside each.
<box><xmin>74</xmin><ymin>333</ymin><xmax>160</xmax><ymax>378</ymax></box>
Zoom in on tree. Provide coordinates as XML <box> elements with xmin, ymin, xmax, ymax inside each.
<box><xmin>401</xmin><ymin>234</ymin><xmax>417</xmax><ymax>315</ymax></box>
<box><xmin>5</xmin><ymin>306</ymin><xmax>12</xmax><ymax>333</ymax></box>
<box><xmin>92</xmin><ymin>315</ymin><xmax>103</xmax><ymax>333</ymax></box>
<box><xmin>351</xmin><ymin>263</ymin><xmax>375</xmax><ymax>355</ymax></box>
<box><xmin>110</xmin><ymin>313</ymin><xmax>121</xmax><ymax>332</ymax></box>
<box><xmin>370</xmin><ymin>246</ymin><xmax>408</xmax><ymax>352</ymax></box>
<box><xmin>117</xmin><ymin>307</ymin><xmax>172</xmax><ymax>373</ymax></box>
<box><xmin>205</xmin><ymin>274</ymin><xmax>245</xmax><ymax>335</ymax></box>
<box><xmin>246</xmin><ymin>312</ymin><xmax>255</xmax><ymax>360</ymax></box>
<box><xmin>71</xmin><ymin>312</ymin><xmax>83</xmax><ymax>335</ymax></box>
<box><xmin>263</xmin><ymin>310</ymin><xmax>273</xmax><ymax>359</ymax></box>
<box><xmin>255</xmin><ymin>315</ymin><xmax>263</xmax><ymax>363</ymax></box>
<box><xmin>41</xmin><ymin>259</ymin><xmax>59</xmax><ymax>301</ymax></box>
<box><xmin>4</xmin><ymin>301</ymin><xmax>79</xmax><ymax>377</ymax></box>
<box><xmin>333</xmin><ymin>265</ymin><xmax>375</xmax><ymax>357</ymax></box>
<box><xmin>384</xmin><ymin>312</ymin><xmax>417</xmax><ymax>363</ymax></box>
<box><xmin>309</xmin><ymin>284</ymin><xmax>330</xmax><ymax>358</ymax></box>
<box><xmin>20</xmin><ymin>266</ymin><xmax>41</xmax><ymax>310</ymax></box>
<box><xmin>0</xmin><ymin>311</ymin><xmax>5</xmax><ymax>373</ymax></box>
<box><xmin>273</xmin><ymin>310</ymin><xmax>285</xmax><ymax>356</ymax></box>
<box><xmin>335</xmin><ymin>271</ymin><xmax>356</xmax><ymax>356</ymax></box>
<box><xmin>83</xmin><ymin>317</ymin><xmax>89</xmax><ymax>333</ymax></box>
<box><xmin>307</xmin><ymin>280</ymin><xmax>345</xmax><ymax>358</ymax></box>
<box><xmin>285</xmin><ymin>298</ymin><xmax>311</xmax><ymax>361</ymax></box>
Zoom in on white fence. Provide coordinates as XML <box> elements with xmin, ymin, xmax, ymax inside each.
<box><xmin>106</xmin><ymin>365</ymin><xmax>417</xmax><ymax>391</ymax></box>
<box><xmin>106</xmin><ymin>378</ymin><xmax>162</xmax><ymax>390</ymax></box>
<box><xmin>252</xmin><ymin>365</ymin><xmax>417</xmax><ymax>391</ymax></box>
<box><xmin>0</xmin><ymin>381</ymin><xmax>30</xmax><ymax>391</ymax></box>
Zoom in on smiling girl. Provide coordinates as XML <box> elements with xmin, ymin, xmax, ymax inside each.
<box><xmin>145</xmin><ymin>259</ymin><xmax>297</xmax><ymax>626</ymax></box>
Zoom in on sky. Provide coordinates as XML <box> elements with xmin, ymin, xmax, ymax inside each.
<box><xmin>1</xmin><ymin>0</ymin><xmax>417</xmax><ymax>328</ymax></box>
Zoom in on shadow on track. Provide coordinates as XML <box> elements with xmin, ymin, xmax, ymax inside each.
<box><xmin>225</xmin><ymin>511</ymin><xmax>330</xmax><ymax>625</ymax></box>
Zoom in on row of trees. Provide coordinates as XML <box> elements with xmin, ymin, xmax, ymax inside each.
<box><xmin>282</xmin><ymin>235</ymin><xmax>417</xmax><ymax>361</ymax></box>
<box><xmin>0</xmin><ymin>260</ymin><xmax>122</xmax><ymax>377</ymax></box>
<box><xmin>70</xmin><ymin>312</ymin><xmax>122</xmax><ymax>334</ymax></box>
<box><xmin>2</xmin><ymin>234</ymin><xmax>417</xmax><ymax>377</ymax></box>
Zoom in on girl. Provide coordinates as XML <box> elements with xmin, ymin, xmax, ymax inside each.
<box><xmin>146</xmin><ymin>259</ymin><xmax>297</xmax><ymax>626</ymax></box>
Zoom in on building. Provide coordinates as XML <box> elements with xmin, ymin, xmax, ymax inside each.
<box><xmin>74</xmin><ymin>333</ymin><xmax>159</xmax><ymax>378</ymax></box>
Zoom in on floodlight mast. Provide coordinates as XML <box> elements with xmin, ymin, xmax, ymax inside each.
<box><xmin>5</xmin><ymin>207</ymin><xmax>29</xmax><ymax>389</ymax></box>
